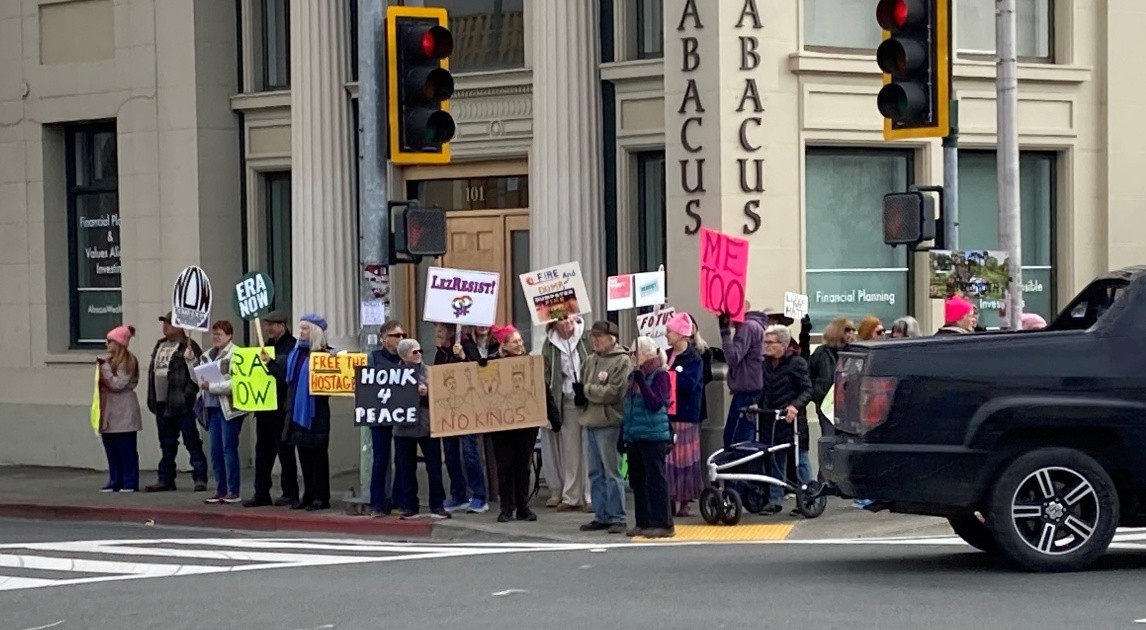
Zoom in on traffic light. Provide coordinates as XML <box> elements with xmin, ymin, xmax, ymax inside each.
<box><xmin>882</xmin><ymin>191</ymin><xmax>936</xmax><ymax>247</ymax></box>
<box><xmin>390</xmin><ymin>201</ymin><xmax>448</xmax><ymax>262</ymax></box>
<box><xmin>386</xmin><ymin>7</ymin><xmax>455</xmax><ymax>165</ymax></box>
<box><xmin>876</xmin><ymin>0</ymin><xmax>950</xmax><ymax>140</ymax></box>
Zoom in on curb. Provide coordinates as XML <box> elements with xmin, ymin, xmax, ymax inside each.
<box><xmin>0</xmin><ymin>503</ymin><xmax>435</xmax><ymax>538</ymax></box>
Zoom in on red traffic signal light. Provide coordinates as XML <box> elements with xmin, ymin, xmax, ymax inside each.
<box><xmin>387</xmin><ymin>7</ymin><xmax>455</xmax><ymax>165</ymax></box>
<box><xmin>876</xmin><ymin>0</ymin><xmax>950</xmax><ymax>140</ymax></box>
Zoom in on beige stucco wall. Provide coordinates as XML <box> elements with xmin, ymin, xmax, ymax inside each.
<box><xmin>0</xmin><ymin>0</ymin><xmax>240</xmax><ymax>469</ymax></box>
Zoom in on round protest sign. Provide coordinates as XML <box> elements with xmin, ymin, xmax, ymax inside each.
<box><xmin>232</xmin><ymin>271</ymin><xmax>276</xmax><ymax>321</ymax></box>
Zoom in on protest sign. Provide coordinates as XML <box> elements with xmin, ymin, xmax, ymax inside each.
<box><xmin>230</xmin><ymin>347</ymin><xmax>277</xmax><ymax>412</ymax></box>
<box><xmin>636</xmin><ymin>307</ymin><xmax>675</xmax><ymax>351</ymax></box>
<box><xmin>518</xmin><ymin>262</ymin><xmax>592</xmax><ymax>325</ymax></box>
<box><xmin>423</xmin><ymin>267</ymin><xmax>500</xmax><ymax>327</ymax></box>
<box><xmin>233</xmin><ymin>271</ymin><xmax>275</xmax><ymax>321</ymax></box>
<box><xmin>666</xmin><ymin>368</ymin><xmax>678</xmax><ymax>415</ymax></box>
<box><xmin>309</xmin><ymin>352</ymin><xmax>368</xmax><ymax>397</ymax></box>
<box><xmin>171</xmin><ymin>266</ymin><xmax>212</xmax><ymax>331</ymax></box>
<box><xmin>607</xmin><ymin>275</ymin><xmax>634</xmax><ymax>311</ymax></box>
<box><xmin>429</xmin><ymin>355</ymin><xmax>548</xmax><ymax>438</ymax></box>
<box><xmin>784</xmin><ymin>292</ymin><xmax>809</xmax><ymax>320</ymax></box>
<box><xmin>698</xmin><ymin>228</ymin><xmax>749</xmax><ymax>322</ymax></box>
<box><xmin>634</xmin><ymin>267</ymin><xmax>666</xmax><ymax>308</ymax></box>
<box><xmin>928</xmin><ymin>250</ymin><xmax>1011</xmax><ymax>310</ymax></box>
<box><xmin>354</xmin><ymin>365</ymin><xmax>424</xmax><ymax>427</ymax></box>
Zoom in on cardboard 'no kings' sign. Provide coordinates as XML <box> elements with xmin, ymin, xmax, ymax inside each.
<box><xmin>233</xmin><ymin>271</ymin><xmax>276</xmax><ymax>321</ymax></box>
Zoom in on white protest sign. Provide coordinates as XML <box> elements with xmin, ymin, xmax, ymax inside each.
<box><xmin>519</xmin><ymin>261</ymin><xmax>592</xmax><ymax>325</ymax></box>
<box><xmin>784</xmin><ymin>291</ymin><xmax>809</xmax><ymax>320</ymax></box>
<box><xmin>636</xmin><ymin>307</ymin><xmax>675</xmax><ymax>351</ymax></box>
<box><xmin>423</xmin><ymin>267</ymin><xmax>500</xmax><ymax>327</ymax></box>
<box><xmin>634</xmin><ymin>267</ymin><xmax>666</xmax><ymax>308</ymax></box>
<box><xmin>606</xmin><ymin>275</ymin><xmax>634</xmax><ymax>312</ymax></box>
<box><xmin>172</xmin><ymin>266</ymin><xmax>212</xmax><ymax>331</ymax></box>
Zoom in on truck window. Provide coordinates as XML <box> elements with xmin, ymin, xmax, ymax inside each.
<box><xmin>1054</xmin><ymin>281</ymin><xmax>1127</xmax><ymax>331</ymax></box>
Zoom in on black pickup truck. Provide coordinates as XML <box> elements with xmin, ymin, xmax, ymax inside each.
<box><xmin>819</xmin><ymin>266</ymin><xmax>1146</xmax><ymax>572</ymax></box>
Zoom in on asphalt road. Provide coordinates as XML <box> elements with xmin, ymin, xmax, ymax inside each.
<box><xmin>2</xmin><ymin>519</ymin><xmax>1146</xmax><ymax>630</ymax></box>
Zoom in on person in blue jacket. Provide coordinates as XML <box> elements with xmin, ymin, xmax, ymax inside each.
<box><xmin>663</xmin><ymin>312</ymin><xmax>707</xmax><ymax>517</ymax></box>
<box><xmin>619</xmin><ymin>336</ymin><xmax>674</xmax><ymax>539</ymax></box>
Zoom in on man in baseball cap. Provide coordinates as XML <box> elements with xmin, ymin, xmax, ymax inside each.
<box><xmin>577</xmin><ymin>320</ymin><xmax>629</xmax><ymax>534</ymax></box>
<box><xmin>244</xmin><ymin>308</ymin><xmax>300</xmax><ymax>507</ymax></box>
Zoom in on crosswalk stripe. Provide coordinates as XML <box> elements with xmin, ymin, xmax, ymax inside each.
<box><xmin>18</xmin><ymin>541</ymin><xmax>389</xmax><ymax>565</ymax></box>
<box><xmin>0</xmin><ymin>553</ymin><xmax>223</xmax><ymax>577</ymax></box>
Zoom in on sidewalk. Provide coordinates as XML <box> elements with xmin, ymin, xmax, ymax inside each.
<box><xmin>0</xmin><ymin>466</ymin><xmax>952</xmax><ymax>542</ymax></box>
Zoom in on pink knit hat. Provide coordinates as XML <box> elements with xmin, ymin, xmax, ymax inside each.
<box><xmin>106</xmin><ymin>325</ymin><xmax>136</xmax><ymax>348</ymax></box>
<box><xmin>1020</xmin><ymin>313</ymin><xmax>1047</xmax><ymax>330</ymax></box>
<box><xmin>666</xmin><ymin>312</ymin><xmax>694</xmax><ymax>337</ymax></box>
<box><xmin>944</xmin><ymin>295</ymin><xmax>975</xmax><ymax>325</ymax></box>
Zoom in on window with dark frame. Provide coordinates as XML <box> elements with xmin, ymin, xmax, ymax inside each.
<box><xmin>635</xmin><ymin>151</ymin><xmax>666</xmax><ymax>273</ymax></box>
<box><xmin>424</xmin><ymin>0</ymin><xmax>524</xmax><ymax>73</ymax></box>
<box><xmin>66</xmin><ymin>123</ymin><xmax>122</xmax><ymax>348</ymax></box>
<box><xmin>261</xmin><ymin>0</ymin><xmax>290</xmax><ymax>90</ymax></box>
<box><xmin>264</xmin><ymin>172</ymin><xmax>293</xmax><ymax>313</ymax></box>
<box><xmin>636</xmin><ymin>0</ymin><xmax>664</xmax><ymax>59</ymax></box>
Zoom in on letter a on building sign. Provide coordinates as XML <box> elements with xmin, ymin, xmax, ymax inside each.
<box><xmin>698</xmin><ymin>228</ymin><xmax>749</xmax><ymax>322</ymax></box>
<box><xmin>171</xmin><ymin>266</ymin><xmax>213</xmax><ymax>331</ymax></box>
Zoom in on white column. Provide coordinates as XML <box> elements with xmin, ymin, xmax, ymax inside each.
<box><xmin>530</xmin><ymin>0</ymin><xmax>606</xmax><ymax>322</ymax></box>
<box><xmin>289</xmin><ymin>0</ymin><xmax>356</xmax><ymax>346</ymax></box>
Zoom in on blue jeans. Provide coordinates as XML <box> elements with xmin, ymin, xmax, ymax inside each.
<box><xmin>723</xmin><ymin>391</ymin><xmax>762</xmax><ymax>448</ymax></box>
<box><xmin>101</xmin><ymin>432</ymin><xmax>139</xmax><ymax>491</ymax></box>
<box><xmin>443</xmin><ymin>434</ymin><xmax>487</xmax><ymax>502</ymax></box>
<box><xmin>370</xmin><ymin>425</ymin><xmax>394</xmax><ymax>513</ymax></box>
<box><xmin>155</xmin><ymin>403</ymin><xmax>208</xmax><ymax>486</ymax></box>
<box><xmin>585</xmin><ymin>426</ymin><xmax>626</xmax><ymax>525</ymax></box>
<box><xmin>767</xmin><ymin>450</ymin><xmax>813</xmax><ymax>504</ymax></box>
<box><xmin>207</xmin><ymin>408</ymin><xmax>243</xmax><ymax>496</ymax></box>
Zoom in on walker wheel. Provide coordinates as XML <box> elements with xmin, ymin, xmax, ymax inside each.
<box><xmin>699</xmin><ymin>487</ymin><xmax>723</xmax><ymax>525</ymax></box>
<box><xmin>720</xmin><ymin>488</ymin><xmax>743</xmax><ymax>526</ymax></box>
<box><xmin>796</xmin><ymin>482</ymin><xmax>828</xmax><ymax>519</ymax></box>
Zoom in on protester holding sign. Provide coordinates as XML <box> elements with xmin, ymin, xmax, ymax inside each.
<box><xmin>364</xmin><ymin>320</ymin><xmax>405</xmax><ymax>517</ymax></box>
<box><xmin>281</xmin><ymin>314</ymin><xmax>334</xmax><ymax>511</ymax></box>
<box><xmin>663</xmin><ymin>313</ymin><xmax>707</xmax><ymax>518</ymax></box>
<box><xmin>392</xmin><ymin>338</ymin><xmax>450</xmax><ymax>520</ymax></box>
<box><xmin>246</xmin><ymin>310</ymin><xmax>299</xmax><ymax>508</ymax></box>
<box><xmin>489</xmin><ymin>326</ymin><xmax>559</xmax><ymax>524</ymax></box>
<box><xmin>717</xmin><ymin>309</ymin><xmax>766</xmax><ymax>448</ymax></box>
<box><xmin>188</xmin><ymin>321</ymin><xmax>247</xmax><ymax>505</ymax></box>
<box><xmin>434</xmin><ymin>322</ymin><xmax>489</xmax><ymax>515</ymax></box>
<box><xmin>540</xmin><ymin>316</ymin><xmax>591</xmax><ymax>511</ymax></box>
<box><xmin>461</xmin><ymin>325</ymin><xmax>499</xmax><ymax>365</ymax></box>
<box><xmin>144</xmin><ymin>312</ymin><xmax>208</xmax><ymax>493</ymax></box>
<box><xmin>96</xmin><ymin>325</ymin><xmax>142</xmax><ymax>493</ymax></box>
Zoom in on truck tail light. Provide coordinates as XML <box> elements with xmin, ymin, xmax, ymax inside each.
<box><xmin>860</xmin><ymin>376</ymin><xmax>898</xmax><ymax>432</ymax></box>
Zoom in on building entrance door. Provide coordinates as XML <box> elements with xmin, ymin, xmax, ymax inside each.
<box><xmin>440</xmin><ymin>210</ymin><xmax>533</xmax><ymax>348</ymax></box>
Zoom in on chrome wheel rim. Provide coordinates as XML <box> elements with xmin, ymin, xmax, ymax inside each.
<box><xmin>1010</xmin><ymin>466</ymin><xmax>1100</xmax><ymax>556</ymax></box>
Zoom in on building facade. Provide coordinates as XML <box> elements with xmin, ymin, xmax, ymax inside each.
<box><xmin>2</xmin><ymin>0</ymin><xmax>1145</xmax><ymax>470</ymax></box>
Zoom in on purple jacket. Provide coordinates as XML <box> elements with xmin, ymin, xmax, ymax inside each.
<box><xmin>720</xmin><ymin>311</ymin><xmax>766</xmax><ymax>393</ymax></box>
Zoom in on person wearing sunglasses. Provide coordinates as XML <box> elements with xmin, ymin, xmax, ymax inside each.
<box><xmin>364</xmin><ymin>320</ymin><xmax>407</xmax><ymax>517</ymax></box>
<box><xmin>392</xmin><ymin>337</ymin><xmax>450</xmax><ymax>519</ymax></box>
<box><xmin>857</xmin><ymin>316</ymin><xmax>885</xmax><ymax>341</ymax></box>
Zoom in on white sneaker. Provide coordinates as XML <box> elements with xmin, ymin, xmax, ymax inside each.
<box><xmin>119</xmin><ymin>489</ymin><xmax>136</xmax><ymax>494</ymax></box>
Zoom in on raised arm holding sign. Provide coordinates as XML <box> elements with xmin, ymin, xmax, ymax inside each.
<box><xmin>698</xmin><ymin>228</ymin><xmax>749</xmax><ymax>322</ymax></box>
<box><xmin>232</xmin><ymin>271</ymin><xmax>276</xmax><ymax>348</ymax></box>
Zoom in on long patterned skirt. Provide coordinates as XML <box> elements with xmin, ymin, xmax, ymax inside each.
<box><xmin>666</xmin><ymin>421</ymin><xmax>704</xmax><ymax>504</ymax></box>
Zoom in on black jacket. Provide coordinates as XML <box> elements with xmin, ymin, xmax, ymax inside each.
<box><xmin>146</xmin><ymin>336</ymin><xmax>203</xmax><ymax>418</ymax></box>
<box><xmin>257</xmin><ymin>331</ymin><xmax>297</xmax><ymax>420</ymax></box>
<box><xmin>808</xmin><ymin>344</ymin><xmax>839</xmax><ymax>426</ymax></box>
<box><xmin>758</xmin><ymin>353</ymin><xmax>814</xmax><ymax>448</ymax></box>
<box><xmin>284</xmin><ymin>346</ymin><xmax>332</xmax><ymax>449</ymax></box>
<box><xmin>462</xmin><ymin>337</ymin><xmax>500</xmax><ymax>367</ymax></box>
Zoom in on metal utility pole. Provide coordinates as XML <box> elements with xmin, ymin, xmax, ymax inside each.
<box><xmin>942</xmin><ymin>100</ymin><xmax>959</xmax><ymax>249</ymax></box>
<box><xmin>996</xmin><ymin>0</ymin><xmax>1023</xmax><ymax>328</ymax></box>
<box><xmin>356</xmin><ymin>0</ymin><xmax>389</xmax><ymax>508</ymax></box>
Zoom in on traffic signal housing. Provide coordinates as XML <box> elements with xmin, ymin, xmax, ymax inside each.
<box><xmin>390</xmin><ymin>201</ymin><xmax>448</xmax><ymax>263</ymax></box>
<box><xmin>876</xmin><ymin>0</ymin><xmax>950</xmax><ymax>140</ymax></box>
<box><xmin>387</xmin><ymin>7</ymin><xmax>455</xmax><ymax>165</ymax></box>
<box><xmin>882</xmin><ymin>191</ymin><xmax>936</xmax><ymax>247</ymax></box>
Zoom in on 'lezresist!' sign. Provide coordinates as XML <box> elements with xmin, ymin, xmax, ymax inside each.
<box><xmin>423</xmin><ymin>267</ymin><xmax>500</xmax><ymax>327</ymax></box>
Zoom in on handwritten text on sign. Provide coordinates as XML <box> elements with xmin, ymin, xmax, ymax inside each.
<box><xmin>636</xmin><ymin>307</ymin><xmax>675</xmax><ymax>351</ymax></box>
<box><xmin>354</xmin><ymin>365</ymin><xmax>423</xmax><ymax>426</ymax></box>
<box><xmin>230</xmin><ymin>347</ymin><xmax>277</xmax><ymax>412</ymax></box>
<box><xmin>699</xmin><ymin>228</ymin><xmax>749</xmax><ymax>322</ymax></box>
<box><xmin>309</xmin><ymin>353</ymin><xmax>368</xmax><ymax>397</ymax></box>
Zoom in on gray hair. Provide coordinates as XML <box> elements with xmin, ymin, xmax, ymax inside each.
<box><xmin>633</xmin><ymin>335</ymin><xmax>667</xmax><ymax>365</ymax></box>
<box><xmin>764</xmin><ymin>324</ymin><xmax>791</xmax><ymax>347</ymax></box>
<box><xmin>891</xmin><ymin>316</ymin><xmax>922</xmax><ymax>338</ymax></box>
<box><xmin>397</xmin><ymin>337</ymin><xmax>422</xmax><ymax>360</ymax></box>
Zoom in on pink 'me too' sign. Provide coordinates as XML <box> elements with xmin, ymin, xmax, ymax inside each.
<box><xmin>698</xmin><ymin>228</ymin><xmax>749</xmax><ymax>322</ymax></box>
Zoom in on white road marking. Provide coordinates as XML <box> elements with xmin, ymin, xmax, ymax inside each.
<box><xmin>18</xmin><ymin>621</ymin><xmax>65</xmax><ymax>630</ymax></box>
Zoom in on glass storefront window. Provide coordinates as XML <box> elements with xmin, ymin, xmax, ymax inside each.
<box><xmin>265</xmin><ymin>172</ymin><xmax>292</xmax><ymax>313</ymax></box>
<box><xmin>426</xmin><ymin>0</ymin><xmax>525</xmax><ymax>73</ymax></box>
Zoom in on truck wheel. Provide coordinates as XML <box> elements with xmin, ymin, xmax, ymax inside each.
<box><xmin>947</xmin><ymin>513</ymin><xmax>998</xmax><ymax>554</ymax></box>
<box><xmin>986</xmin><ymin>447</ymin><xmax>1119</xmax><ymax>572</ymax></box>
